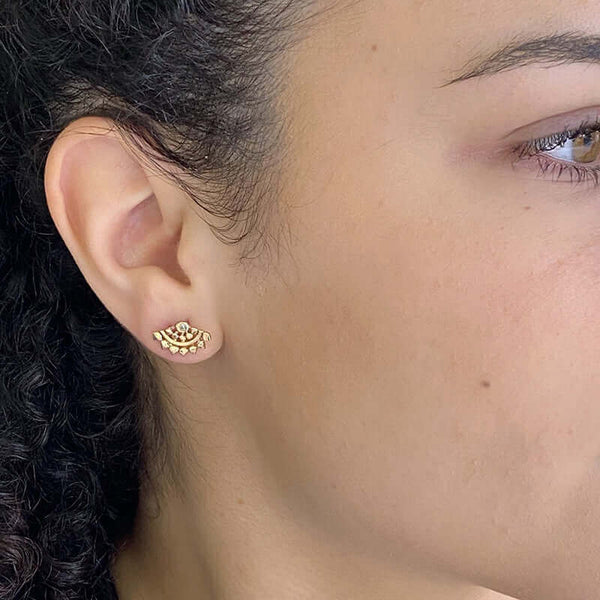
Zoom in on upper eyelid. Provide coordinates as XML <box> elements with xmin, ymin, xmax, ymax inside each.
<box><xmin>500</xmin><ymin>105</ymin><xmax>600</xmax><ymax>141</ymax></box>
<box><xmin>449</xmin><ymin>108</ymin><xmax>600</xmax><ymax>165</ymax></box>
<box><xmin>516</xmin><ymin>121</ymin><xmax>600</xmax><ymax>157</ymax></box>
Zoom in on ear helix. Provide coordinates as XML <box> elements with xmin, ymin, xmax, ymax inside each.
<box><xmin>152</xmin><ymin>320</ymin><xmax>211</xmax><ymax>356</ymax></box>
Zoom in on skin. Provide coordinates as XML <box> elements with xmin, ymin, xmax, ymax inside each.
<box><xmin>42</xmin><ymin>0</ymin><xmax>600</xmax><ymax>599</ymax></box>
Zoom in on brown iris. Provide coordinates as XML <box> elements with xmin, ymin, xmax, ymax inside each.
<box><xmin>571</xmin><ymin>130</ymin><xmax>600</xmax><ymax>163</ymax></box>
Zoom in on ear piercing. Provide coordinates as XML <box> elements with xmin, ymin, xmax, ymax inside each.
<box><xmin>152</xmin><ymin>321</ymin><xmax>211</xmax><ymax>355</ymax></box>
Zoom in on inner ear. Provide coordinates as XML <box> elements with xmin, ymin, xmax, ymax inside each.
<box><xmin>118</xmin><ymin>192</ymin><xmax>190</xmax><ymax>285</ymax></box>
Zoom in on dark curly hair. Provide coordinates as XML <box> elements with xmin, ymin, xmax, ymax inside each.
<box><xmin>0</xmin><ymin>1</ymin><xmax>340</xmax><ymax>597</ymax></box>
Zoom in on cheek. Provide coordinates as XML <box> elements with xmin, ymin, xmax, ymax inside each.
<box><xmin>251</xmin><ymin>169</ymin><xmax>600</xmax><ymax>581</ymax></box>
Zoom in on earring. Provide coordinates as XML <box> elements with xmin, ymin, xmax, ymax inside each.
<box><xmin>152</xmin><ymin>321</ymin><xmax>211</xmax><ymax>356</ymax></box>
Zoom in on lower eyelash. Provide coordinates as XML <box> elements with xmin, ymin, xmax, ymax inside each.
<box><xmin>522</xmin><ymin>154</ymin><xmax>600</xmax><ymax>187</ymax></box>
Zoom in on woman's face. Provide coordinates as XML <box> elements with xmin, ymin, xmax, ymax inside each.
<box><xmin>182</xmin><ymin>0</ymin><xmax>600</xmax><ymax>597</ymax></box>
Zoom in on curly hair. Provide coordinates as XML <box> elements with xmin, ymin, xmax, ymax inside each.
<box><xmin>0</xmin><ymin>1</ymin><xmax>337</xmax><ymax>597</ymax></box>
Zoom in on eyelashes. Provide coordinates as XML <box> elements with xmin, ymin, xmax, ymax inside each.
<box><xmin>513</xmin><ymin>119</ymin><xmax>600</xmax><ymax>186</ymax></box>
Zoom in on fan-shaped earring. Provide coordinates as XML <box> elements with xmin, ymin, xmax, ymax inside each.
<box><xmin>152</xmin><ymin>321</ymin><xmax>211</xmax><ymax>356</ymax></box>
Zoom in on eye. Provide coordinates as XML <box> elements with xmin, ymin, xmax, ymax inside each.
<box><xmin>543</xmin><ymin>130</ymin><xmax>600</xmax><ymax>164</ymax></box>
<box><xmin>514</xmin><ymin>121</ymin><xmax>600</xmax><ymax>186</ymax></box>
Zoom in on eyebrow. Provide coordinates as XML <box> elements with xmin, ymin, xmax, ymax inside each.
<box><xmin>444</xmin><ymin>32</ymin><xmax>600</xmax><ymax>86</ymax></box>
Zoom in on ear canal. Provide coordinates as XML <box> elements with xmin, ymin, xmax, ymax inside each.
<box><xmin>152</xmin><ymin>320</ymin><xmax>212</xmax><ymax>356</ymax></box>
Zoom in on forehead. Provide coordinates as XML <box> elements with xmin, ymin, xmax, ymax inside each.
<box><xmin>352</xmin><ymin>0</ymin><xmax>597</xmax><ymax>36</ymax></box>
<box><xmin>326</xmin><ymin>0</ymin><xmax>599</xmax><ymax>80</ymax></box>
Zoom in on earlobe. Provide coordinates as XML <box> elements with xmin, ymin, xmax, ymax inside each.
<box><xmin>43</xmin><ymin>116</ymin><xmax>223</xmax><ymax>363</ymax></box>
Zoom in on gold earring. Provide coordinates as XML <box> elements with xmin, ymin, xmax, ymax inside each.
<box><xmin>152</xmin><ymin>321</ymin><xmax>211</xmax><ymax>356</ymax></box>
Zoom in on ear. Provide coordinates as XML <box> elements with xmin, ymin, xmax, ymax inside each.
<box><xmin>43</xmin><ymin>116</ymin><xmax>223</xmax><ymax>362</ymax></box>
